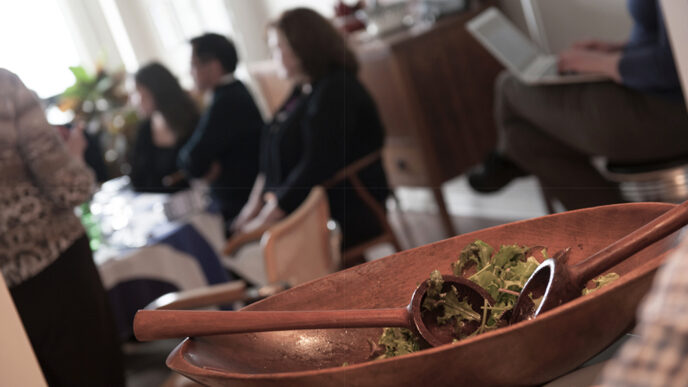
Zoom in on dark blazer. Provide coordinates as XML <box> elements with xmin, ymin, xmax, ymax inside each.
<box><xmin>129</xmin><ymin>119</ymin><xmax>190</xmax><ymax>193</ymax></box>
<box><xmin>178</xmin><ymin>80</ymin><xmax>263</xmax><ymax>223</ymax></box>
<box><xmin>261</xmin><ymin>70</ymin><xmax>390</xmax><ymax>248</ymax></box>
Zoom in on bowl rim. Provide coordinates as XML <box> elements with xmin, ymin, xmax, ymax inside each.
<box><xmin>167</xmin><ymin>202</ymin><xmax>677</xmax><ymax>381</ymax></box>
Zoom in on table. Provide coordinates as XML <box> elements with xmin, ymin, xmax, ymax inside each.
<box><xmin>353</xmin><ymin>1</ymin><xmax>503</xmax><ymax>237</ymax></box>
<box><xmin>91</xmin><ymin>177</ymin><xmax>231</xmax><ymax>340</ymax></box>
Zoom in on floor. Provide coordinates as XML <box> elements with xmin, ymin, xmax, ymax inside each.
<box><xmin>124</xmin><ymin>174</ymin><xmax>549</xmax><ymax>386</ymax></box>
<box><xmin>369</xmin><ymin>174</ymin><xmax>548</xmax><ymax>257</ymax></box>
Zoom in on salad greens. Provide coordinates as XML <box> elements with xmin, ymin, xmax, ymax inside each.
<box><xmin>377</xmin><ymin>327</ymin><xmax>421</xmax><ymax>359</ymax></box>
<box><xmin>582</xmin><ymin>273</ymin><xmax>620</xmax><ymax>295</ymax></box>
<box><xmin>422</xmin><ymin>270</ymin><xmax>481</xmax><ymax>325</ymax></box>
<box><xmin>377</xmin><ymin>240</ymin><xmax>543</xmax><ymax>358</ymax></box>
<box><xmin>376</xmin><ymin>240</ymin><xmax>621</xmax><ymax>358</ymax></box>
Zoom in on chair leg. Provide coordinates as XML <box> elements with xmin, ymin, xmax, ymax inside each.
<box><xmin>387</xmin><ymin>190</ymin><xmax>414</xmax><ymax>250</ymax></box>
<box><xmin>538</xmin><ymin>181</ymin><xmax>557</xmax><ymax>214</ymax></box>
<box><xmin>431</xmin><ymin>186</ymin><xmax>458</xmax><ymax>237</ymax></box>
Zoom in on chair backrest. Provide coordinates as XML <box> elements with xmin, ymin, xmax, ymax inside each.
<box><xmin>261</xmin><ymin>186</ymin><xmax>338</xmax><ymax>285</ymax></box>
<box><xmin>323</xmin><ymin>151</ymin><xmax>401</xmax><ymax>265</ymax></box>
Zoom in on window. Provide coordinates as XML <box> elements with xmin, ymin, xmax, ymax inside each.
<box><xmin>145</xmin><ymin>0</ymin><xmax>234</xmax><ymax>87</ymax></box>
<box><xmin>0</xmin><ymin>0</ymin><xmax>82</xmax><ymax>98</ymax></box>
<box><xmin>148</xmin><ymin>0</ymin><xmax>233</xmax><ymax>49</ymax></box>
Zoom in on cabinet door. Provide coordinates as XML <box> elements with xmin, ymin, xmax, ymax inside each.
<box><xmin>355</xmin><ymin>4</ymin><xmax>503</xmax><ymax>187</ymax></box>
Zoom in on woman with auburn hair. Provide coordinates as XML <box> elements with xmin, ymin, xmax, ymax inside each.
<box><xmin>231</xmin><ymin>7</ymin><xmax>390</xmax><ymax>260</ymax></box>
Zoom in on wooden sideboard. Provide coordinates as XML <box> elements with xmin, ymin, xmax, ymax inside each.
<box><xmin>353</xmin><ymin>1</ymin><xmax>503</xmax><ymax>237</ymax></box>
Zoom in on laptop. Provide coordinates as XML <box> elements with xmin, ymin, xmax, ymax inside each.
<box><xmin>466</xmin><ymin>7</ymin><xmax>608</xmax><ymax>85</ymax></box>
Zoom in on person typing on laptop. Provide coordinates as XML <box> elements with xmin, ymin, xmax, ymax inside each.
<box><xmin>467</xmin><ymin>0</ymin><xmax>688</xmax><ymax>211</ymax></box>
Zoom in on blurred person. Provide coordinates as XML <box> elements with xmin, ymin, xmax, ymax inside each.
<box><xmin>468</xmin><ymin>0</ymin><xmax>688</xmax><ymax>210</ymax></box>
<box><xmin>129</xmin><ymin>62</ymin><xmax>199</xmax><ymax>193</ymax></box>
<box><xmin>0</xmin><ymin>69</ymin><xmax>124</xmax><ymax>386</ymax></box>
<box><xmin>230</xmin><ymin>8</ymin><xmax>390</xmax><ymax>256</ymax></box>
<box><xmin>598</xmin><ymin>232</ymin><xmax>688</xmax><ymax>386</ymax></box>
<box><xmin>178</xmin><ymin>33</ymin><xmax>263</xmax><ymax>234</ymax></box>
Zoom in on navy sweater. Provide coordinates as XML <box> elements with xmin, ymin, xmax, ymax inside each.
<box><xmin>620</xmin><ymin>0</ymin><xmax>682</xmax><ymax>96</ymax></box>
<box><xmin>178</xmin><ymin>81</ymin><xmax>263</xmax><ymax>222</ymax></box>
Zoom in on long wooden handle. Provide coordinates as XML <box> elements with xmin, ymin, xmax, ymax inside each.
<box><xmin>572</xmin><ymin>201</ymin><xmax>688</xmax><ymax>284</ymax></box>
<box><xmin>134</xmin><ymin>308</ymin><xmax>411</xmax><ymax>341</ymax></box>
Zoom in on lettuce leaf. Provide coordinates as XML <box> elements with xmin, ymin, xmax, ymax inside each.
<box><xmin>582</xmin><ymin>273</ymin><xmax>620</xmax><ymax>295</ymax></box>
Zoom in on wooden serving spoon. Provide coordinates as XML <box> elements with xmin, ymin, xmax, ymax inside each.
<box><xmin>134</xmin><ymin>275</ymin><xmax>494</xmax><ymax>347</ymax></box>
<box><xmin>510</xmin><ymin>200</ymin><xmax>688</xmax><ymax>324</ymax></box>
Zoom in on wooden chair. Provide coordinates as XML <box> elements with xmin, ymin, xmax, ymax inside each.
<box><xmin>143</xmin><ymin>280</ymin><xmax>292</xmax><ymax>311</ymax></box>
<box><xmin>140</xmin><ymin>187</ymin><xmax>335</xmax><ymax>386</ymax></box>
<box><xmin>144</xmin><ymin>185</ymin><xmax>334</xmax><ymax>385</ymax></box>
<box><xmin>322</xmin><ymin>150</ymin><xmax>402</xmax><ymax>266</ymax></box>
<box><xmin>224</xmin><ymin>151</ymin><xmax>402</xmax><ymax>271</ymax></box>
<box><xmin>145</xmin><ymin>279</ymin><xmax>289</xmax><ymax>387</ymax></box>
<box><xmin>142</xmin><ymin>182</ymin><xmax>391</xmax><ymax>385</ymax></box>
<box><xmin>222</xmin><ymin>186</ymin><xmax>340</xmax><ymax>287</ymax></box>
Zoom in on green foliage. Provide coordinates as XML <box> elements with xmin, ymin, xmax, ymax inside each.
<box><xmin>57</xmin><ymin>65</ymin><xmax>138</xmax><ymax>180</ymax></box>
<box><xmin>59</xmin><ymin>65</ymin><xmax>129</xmax><ymax>121</ymax></box>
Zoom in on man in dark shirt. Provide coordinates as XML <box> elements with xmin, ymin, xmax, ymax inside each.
<box><xmin>178</xmin><ymin>33</ymin><xmax>263</xmax><ymax>234</ymax></box>
<box><xmin>468</xmin><ymin>0</ymin><xmax>688</xmax><ymax>210</ymax></box>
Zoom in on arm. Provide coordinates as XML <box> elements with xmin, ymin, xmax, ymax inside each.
<box><xmin>571</xmin><ymin>39</ymin><xmax>626</xmax><ymax>53</ymax></box>
<box><xmin>274</xmin><ymin>79</ymin><xmax>348</xmax><ymax>214</ymax></box>
<box><xmin>177</xmin><ymin>98</ymin><xmax>229</xmax><ymax>178</ymax></box>
<box><xmin>225</xmin><ymin>174</ymin><xmax>281</xmax><ymax>254</ymax></box>
<box><xmin>598</xmin><ymin>236</ymin><xmax>688</xmax><ymax>385</ymax></box>
<box><xmin>617</xmin><ymin>15</ymin><xmax>680</xmax><ymax>92</ymax></box>
<box><xmin>129</xmin><ymin>121</ymin><xmax>151</xmax><ymax>190</ymax></box>
<box><xmin>230</xmin><ymin>173</ymin><xmax>267</xmax><ymax>233</ymax></box>
<box><xmin>13</xmin><ymin>73</ymin><xmax>95</xmax><ymax>208</ymax></box>
<box><xmin>151</xmin><ymin>112</ymin><xmax>177</xmax><ymax>148</ymax></box>
<box><xmin>558</xmin><ymin>49</ymin><xmax>622</xmax><ymax>82</ymax></box>
<box><xmin>560</xmin><ymin>7</ymin><xmax>679</xmax><ymax>90</ymax></box>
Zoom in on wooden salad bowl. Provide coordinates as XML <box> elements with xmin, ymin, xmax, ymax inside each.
<box><xmin>166</xmin><ymin>203</ymin><xmax>682</xmax><ymax>386</ymax></box>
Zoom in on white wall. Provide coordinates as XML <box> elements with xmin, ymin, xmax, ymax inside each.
<box><xmin>525</xmin><ymin>0</ymin><xmax>632</xmax><ymax>53</ymax></box>
<box><xmin>260</xmin><ymin>0</ymin><xmax>336</xmax><ymax>19</ymax></box>
<box><xmin>497</xmin><ymin>0</ymin><xmax>529</xmax><ymax>35</ymax></box>
<box><xmin>661</xmin><ymin>0</ymin><xmax>688</xmax><ymax>111</ymax></box>
<box><xmin>223</xmin><ymin>0</ymin><xmax>337</xmax><ymax>64</ymax></box>
<box><xmin>223</xmin><ymin>1</ymin><xmax>272</xmax><ymax>63</ymax></box>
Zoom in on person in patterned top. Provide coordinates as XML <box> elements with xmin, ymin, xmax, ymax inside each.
<box><xmin>599</xmin><ymin>232</ymin><xmax>688</xmax><ymax>387</ymax></box>
<box><xmin>0</xmin><ymin>69</ymin><xmax>124</xmax><ymax>386</ymax></box>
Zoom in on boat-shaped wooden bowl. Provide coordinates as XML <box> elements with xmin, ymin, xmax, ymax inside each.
<box><xmin>166</xmin><ymin>203</ymin><xmax>682</xmax><ymax>386</ymax></box>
